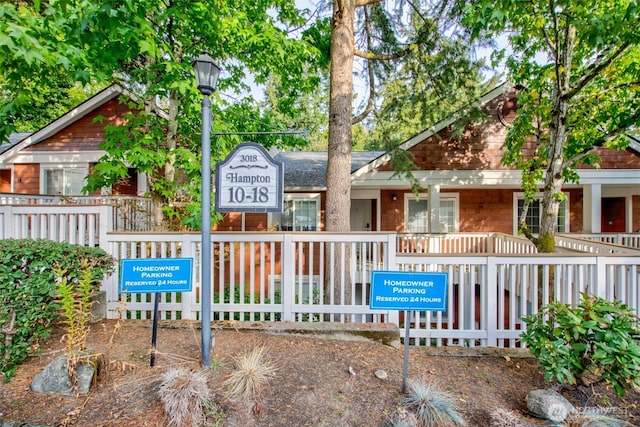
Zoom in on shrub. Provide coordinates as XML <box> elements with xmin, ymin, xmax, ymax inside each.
<box><xmin>521</xmin><ymin>292</ymin><xmax>640</xmax><ymax>396</ymax></box>
<box><xmin>0</xmin><ymin>239</ymin><xmax>115</xmax><ymax>381</ymax></box>
<box><xmin>403</xmin><ymin>379</ymin><xmax>465</xmax><ymax>426</ymax></box>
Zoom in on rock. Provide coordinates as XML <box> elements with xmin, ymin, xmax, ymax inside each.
<box><xmin>374</xmin><ymin>369</ymin><xmax>387</xmax><ymax>380</ymax></box>
<box><xmin>31</xmin><ymin>355</ymin><xmax>95</xmax><ymax>396</ymax></box>
<box><xmin>91</xmin><ymin>291</ymin><xmax>107</xmax><ymax>321</ymax></box>
<box><xmin>525</xmin><ymin>389</ymin><xmax>576</xmax><ymax>422</ymax></box>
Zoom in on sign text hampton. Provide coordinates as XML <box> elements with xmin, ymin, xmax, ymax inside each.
<box><xmin>215</xmin><ymin>142</ymin><xmax>283</xmax><ymax>213</ymax></box>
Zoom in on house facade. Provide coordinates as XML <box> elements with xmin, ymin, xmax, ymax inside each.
<box><xmin>218</xmin><ymin>84</ymin><xmax>640</xmax><ymax>236</ymax></box>
<box><xmin>1</xmin><ymin>83</ymin><xmax>639</xmax><ymax>235</ymax></box>
<box><xmin>0</xmin><ymin>85</ymin><xmax>144</xmax><ymax>198</ymax></box>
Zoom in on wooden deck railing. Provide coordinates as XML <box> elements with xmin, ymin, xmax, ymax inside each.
<box><xmin>2</xmin><ymin>203</ymin><xmax>639</xmax><ymax>349</ymax></box>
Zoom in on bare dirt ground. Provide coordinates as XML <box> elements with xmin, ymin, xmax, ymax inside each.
<box><xmin>0</xmin><ymin>320</ymin><xmax>638</xmax><ymax>427</ymax></box>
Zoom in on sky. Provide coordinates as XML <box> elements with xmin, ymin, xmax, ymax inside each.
<box><xmin>244</xmin><ymin>0</ymin><xmax>508</xmax><ymax>104</ymax></box>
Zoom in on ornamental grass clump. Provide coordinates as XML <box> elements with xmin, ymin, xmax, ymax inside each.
<box><xmin>223</xmin><ymin>346</ymin><xmax>276</xmax><ymax>401</ymax></box>
<box><xmin>521</xmin><ymin>292</ymin><xmax>640</xmax><ymax>396</ymax></box>
<box><xmin>158</xmin><ymin>368</ymin><xmax>213</xmax><ymax>427</ymax></box>
<box><xmin>403</xmin><ymin>379</ymin><xmax>465</xmax><ymax>426</ymax></box>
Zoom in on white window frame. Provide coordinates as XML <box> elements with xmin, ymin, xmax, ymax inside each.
<box><xmin>404</xmin><ymin>192</ymin><xmax>459</xmax><ymax>233</ymax></box>
<box><xmin>269</xmin><ymin>193</ymin><xmax>321</xmax><ymax>231</ymax></box>
<box><xmin>40</xmin><ymin>165</ymin><xmax>88</xmax><ymax>196</ymax></box>
<box><xmin>513</xmin><ymin>192</ymin><xmax>570</xmax><ymax>234</ymax></box>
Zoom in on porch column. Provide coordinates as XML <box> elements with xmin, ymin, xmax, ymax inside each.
<box><xmin>137</xmin><ymin>172</ymin><xmax>148</xmax><ymax>195</ymax></box>
<box><xmin>582</xmin><ymin>184</ymin><xmax>601</xmax><ymax>233</ymax></box>
<box><xmin>626</xmin><ymin>195</ymin><xmax>633</xmax><ymax>233</ymax></box>
<box><xmin>429</xmin><ymin>184</ymin><xmax>441</xmax><ymax>233</ymax></box>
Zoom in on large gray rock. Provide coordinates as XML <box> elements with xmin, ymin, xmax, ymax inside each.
<box><xmin>526</xmin><ymin>389</ymin><xmax>576</xmax><ymax>422</ymax></box>
<box><xmin>30</xmin><ymin>355</ymin><xmax>95</xmax><ymax>396</ymax></box>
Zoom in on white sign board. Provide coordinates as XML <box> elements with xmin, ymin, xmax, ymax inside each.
<box><xmin>215</xmin><ymin>142</ymin><xmax>283</xmax><ymax>213</ymax></box>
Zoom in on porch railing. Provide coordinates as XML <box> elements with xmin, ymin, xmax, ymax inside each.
<box><xmin>564</xmin><ymin>233</ymin><xmax>640</xmax><ymax>250</ymax></box>
<box><xmin>0</xmin><ymin>193</ymin><xmax>152</xmax><ymax>232</ymax></box>
<box><xmin>2</xmin><ymin>203</ymin><xmax>640</xmax><ymax>348</ymax></box>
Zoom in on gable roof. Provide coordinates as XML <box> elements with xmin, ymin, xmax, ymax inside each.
<box><xmin>351</xmin><ymin>82</ymin><xmax>512</xmax><ymax>179</ymax></box>
<box><xmin>0</xmin><ymin>85</ymin><xmax>131</xmax><ymax>163</ymax></box>
<box><xmin>0</xmin><ymin>132</ymin><xmax>33</xmax><ymax>155</ymax></box>
<box><xmin>351</xmin><ymin>83</ymin><xmax>640</xmax><ymax>179</ymax></box>
<box><xmin>629</xmin><ymin>134</ymin><xmax>640</xmax><ymax>153</ymax></box>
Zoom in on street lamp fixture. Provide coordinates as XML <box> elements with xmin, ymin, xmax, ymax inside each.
<box><xmin>193</xmin><ymin>53</ymin><xmax>221</xmax><ymax>96</ymax></box>
<box><xmin>193</xmin><ymin>52</ymin><xmax>221</xmax><ymax>367</ymax></box>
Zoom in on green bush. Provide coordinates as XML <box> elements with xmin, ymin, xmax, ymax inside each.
<box><xmin>521</xmin><ymin>292</ymin><xmax>640</xmax><ymax>396</ymax></box>
<box><xmin>0</xmin><ymin>239</ymin><xmax>115</xmax><ymax>382</ymax></box>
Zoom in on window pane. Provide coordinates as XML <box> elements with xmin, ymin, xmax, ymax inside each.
<box><xmin>440</xmin><ymin>199</ymin><xmax>455</xmax><ymax>232</ymax></box>
<box><xmin>64</xmin><ymin>169</ymin><xmax>86</xmax><ymax>195</ymax></box>
<box><xmin>557</xmin><ymin>201</ymin><xmax>567</xmax><ymax>232</ymax></box>
<box><xmin>294</xmin><ymin>200</ymin><xmax>317</xmax><ymax>231</ymax></box>
<box><xmin>519</xmin><ymin>199</ymin><xmax>541</xmax><ymax>234</ymax></box>
<box><xmin>277</xmin><ymin>200</ymin><xmax>294</xmax><ymax>231</ymax></box>
<box><xmin>273</xmin><ymin>197</ymin><xmax>318</xmax><ymax>231</ymax></box>
<box><xmin>407</xmin><ymin>199</ymin><xmax>428</xmax><ymax>232</ymax></box>
<box><xmin>45</xmin><ymin>170</ymin><xmax>63</xmax><ymax>194</ymax></box>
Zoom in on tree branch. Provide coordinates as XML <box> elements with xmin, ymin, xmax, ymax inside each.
<box><xmin>563</xmin><ymin>116</ymin><xmax>640</xmax><ymax>170</ymax></box>
<box><xmin>352</xmin><ymin>5</ymin><xmax>376</xmax><ymax>125</ymax></box>
<box><xmin>564</xmin><ymin>42</ymin><xmax>630</xmax><ymax>100</ymax></box>
<box><xmin>355</xmin><ymin>0</ymin><xmax>383</xmax><ymax>7</ymax></box>
<box><xmin>354</xmin><ymin>47</ymin><xmax>408</xmax><ymax>60</ymax></box>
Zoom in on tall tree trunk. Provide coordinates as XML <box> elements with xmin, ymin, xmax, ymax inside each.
<box><xmin>325</xmin><ymin>0</ymin><xmax>355</xmax><ymax>312</ymax></box>
<box><xmin>166</xmin><ymin>90</ymin><xmax>179</xmax><ymax>191</ymax></box>
<box><xmin>327</xmin><ymin>0</ymin><xmax>354</xmax><ymax>233</ymax></box>
<box><xmin>538</xmin><ymin>25</ymin><xmax>576</xmax><ymax>253</ymax></box>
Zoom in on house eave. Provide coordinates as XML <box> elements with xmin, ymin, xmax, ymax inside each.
<box><xmin>10</xmin><ymin>150</ymin><xmax>106</xmax><ymax>164</ymax></box>
<box><xmin>284</xmin><ymin>186</ymin><xmax>327</xmax><ymax>192</ymax></box>
<box><xmin>351</xmin><ymin>169</ymin><xmax>640</xmax><ymax>189</ymax></box>
<box><xmin>0</xmin><ymin>85</ymin><xmax>126</xmax><ymax>164</ymax></box>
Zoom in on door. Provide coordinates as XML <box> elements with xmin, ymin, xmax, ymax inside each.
<box><xmin>601</xmin><ymin>197</ymin><xmax>626</xmax><ymax>232</ymax></box>
<box><xmin>0</xmin><ymin>169</ymin><xmax>10</xmax><ymax>192</ymax></box>
<box><xmin>350</xmin><ymin>199</ymin><xmax>372</xmax><ymax>231</ymax></box>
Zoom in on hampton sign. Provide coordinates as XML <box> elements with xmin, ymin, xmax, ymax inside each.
<box><xmin>370</xmin><ymin>270</ymin><xmax>448</xmax><ymax>311</ymax></box>
<box><xmin>215</xmin><ymin>142</ymin><xmax>283</xmax><ymax>213</ymax></box>
<box><xmin>120</xmin><ymin>258</ymin><xmax>193</xmax><ymax>294</ymax></box>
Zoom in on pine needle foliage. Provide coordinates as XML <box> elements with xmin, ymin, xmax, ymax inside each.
<box><xmin>158</xmin><ymin>368</ymin><xmax>213</xmax><ymax>427</ymax></box>
<box><xmin>403</xmin><ymin>379</ymin><xmax>465</xmax><ymax>427</ymax></box>
<box><xmin>488</xmin><ymin>408</ymin><xmax>527</xmax><ymax>427</ymax></box>
<box><xmin>382</xmin><ymin>407</ymin><xmax>419</xmax><ymax>427</ymax></box>
<box><xmin>564</xmin><ymin>413</ymin><xmax>627</xmax><ymax>427</ymax></box>
<box><xmin>223</xmin><ymin>346</ymin><xmax>277</xmax><ymax>402</ymax></box>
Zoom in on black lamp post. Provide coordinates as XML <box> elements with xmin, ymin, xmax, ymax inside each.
<box><xmin>193</xmin><ymin>53</ymin><xmax>221</xmax><ymax>367</ymax></box>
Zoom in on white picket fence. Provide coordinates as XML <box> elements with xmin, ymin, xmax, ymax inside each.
<box><xmin>2</xmin><ymin>203</ymin><xmax>640</xmax><ymax>348</ymax></box>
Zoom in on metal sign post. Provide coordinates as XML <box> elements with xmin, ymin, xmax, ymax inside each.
<box><xmin>370</xmin><ymin>270</ymin><xmax>448</xmax><ymax>393</ymax></box>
